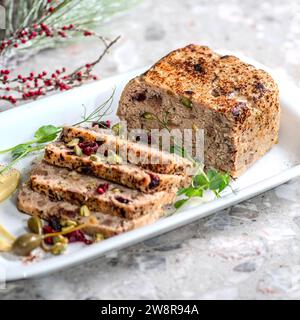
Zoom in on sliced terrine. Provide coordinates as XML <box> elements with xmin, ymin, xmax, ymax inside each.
<box><xmin>117</xmin><ymin>44</ymin><xmax>280</xmax><ymax>177</ymax></box>
<box><xmin>44</xmin><ymin>143</ymin><xmax>189</xmax><ymax>193</ymax></box>
<box><xmin>18</xmin><ymin>185</ymin><xmax>165</xmax><ymax>238</ymax></box>
<box><xmin>60</xmin><ymin>126</ymin><xmax>193</xmax><ymax>175</ymax></box>
<box><xmin>28</xmin><ymin>161</ymin><xmax>176</xmax><ymax>219</ymax></box>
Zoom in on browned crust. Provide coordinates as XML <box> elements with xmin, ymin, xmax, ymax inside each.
<box><xmin>142</xmin><ymin>44</ymin><xmax>279</xmax><ymax>120</ymax></box>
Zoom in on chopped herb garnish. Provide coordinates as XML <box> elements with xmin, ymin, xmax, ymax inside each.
<box><xmin>174</xmin><ymin>166</ymin><xmax>230</xmax><ymax>209</ymax></box>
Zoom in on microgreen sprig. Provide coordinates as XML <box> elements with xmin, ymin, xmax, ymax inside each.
<box><xmin>170</xmin><ymin>145</ymin><xmax>231</xmax><ymax>210</ymax></box>
<box><xmin>174</xmin><ymin>166</ymin><xmax>230</xmax><ymax>209</ymax></box>
<box><xmin>0</xmin><ymin>90</ymin><xmax>115</xmax><ymax>175</ymax></box>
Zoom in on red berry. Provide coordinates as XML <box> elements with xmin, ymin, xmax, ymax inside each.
<box><xmin>13</xmin><ymin>43</ymin><xmax>18</xmax><ymax>48</ymax></box>
<box><xmin>58</xmin><ymin>31</ymin><xmax>66</xmax><ymax>37</ymax></box>
<box><xmin>66</xmin><ymin>229</ymin><xmax>91</xmax><ymax>244</ymax></box>
<box><xmin>48</xmin><ymin>6</ymin><xmax>55</xmax><ymax>13</ymax></box>
<box><xmin>78</xmin><ymin>141</ymin><xmax>99</xmax><ymax>156</ymax></box>
<box><xmin>83</xmin><ymin>31</ymin><xmax>92</xmax><ymax>36</ymax></box>
<box><xmin>69</xmin><ymin>24</ymin><xmax>74</xmax><ymax>29</ymax></box>
<box><xmin>96</xmin><ymin>183</ymin><xmax>109</xmax><ymax>195</ymax></box>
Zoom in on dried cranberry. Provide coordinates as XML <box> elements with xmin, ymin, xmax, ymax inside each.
<box><xmin>66</xmin><ymin>229</ymin><xmax>92</xmax><ymax>244</ymax></box>
<box><xmin>103</xmin><ymin>150</ymin><xmax>108</xmax><ymax>157</ymax></box>
<box><xmin>115</xmin><ymin>196</ymin><xmax>131</xmax><ymax>204</ymax></box>
<box><xmin>43</xmin><ymin>225</ymin><xmax>55</xmax><ymax>245</ymax></box>
<box><xmin>132</xmin><ymin>91</ymin><xmax>147</xmax><ymax>102</ymax></box>
<box><xmin>96</xmin><ymin>182</ymin><xmax>109</xmax><ymax>195</ymax></box>
<box><xmin>148</xmin><ymin>173</ymin><xmax>160</xmax><ymax>189</ymax></box>
<box><xmin>78</xmin><ymin>141</ymin><xmax>99</xmax><ymax>156</ymax></box>
<box><xmin>43</xmin><ymin>225</ymin><xmax>54</xmax><ymax>234</ymax></box>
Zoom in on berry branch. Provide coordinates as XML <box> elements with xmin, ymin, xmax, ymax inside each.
<box><xmin>0</xmin><ymin>0</ymin><xmax>124</xmax><ymax>108</ymax></box>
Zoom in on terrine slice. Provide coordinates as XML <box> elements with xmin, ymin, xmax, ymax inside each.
<box><xmin>60</xmin><ymin>126</ymin><xmax>193</xmax><ymax>175</ymax></box>
<box><xmin>29</xmin><ymin>161</ymin><xmax>176</xmax><ymax>219</ymax></box>
<box><xmin>44</xmin><ymin>143</ymin><xmax>189</xmax><ymax>193</ymax></box>
<box><xmin>17</xmin><ymin>185</ymin><xmax>164</xmax><ymax>238</ymax></box>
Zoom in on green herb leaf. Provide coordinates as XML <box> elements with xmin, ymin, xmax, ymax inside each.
<box><xmin>177</xmin><ymin>187</ymin><xmax>191</xmax><ymax>196</ymax></box>
<box><xmin>185</xmin><ymin>188</ymin><xmax>203</xmax><ymax>198</ymax></box>
<box><xmin>193</xmin><ymin>174</ymin><xmax>208</xmax><ymax>188</ymax></box>
<box><xmin>174</xmin><ymin>166</ymin><xmax>231</xmax><ymax>210</ymax></box>
<box><xmin>34</xmin><ymin>125</ymin><xmax>60</xmax><ymax>143</ymax></box>
<box><xmin>11</xmin><ymin>144</ymin><xmax>32</xmax><ymax>160</ymax></box>
<box><xmin>174</xmin><ymin>198</ymin><xmax>189</xmax><ymax>209</ymax></box>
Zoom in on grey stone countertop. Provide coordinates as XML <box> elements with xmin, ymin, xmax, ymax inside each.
<box><xmin>1</xmin><ymin>0</ymin><xmax>300</xmax><ymax>299</ymax></box>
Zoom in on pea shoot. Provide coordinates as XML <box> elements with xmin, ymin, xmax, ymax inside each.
<box><xmin>170</xmin><ymin>145</ymin><xmax>231</xmax><ymax>209</ymax></box>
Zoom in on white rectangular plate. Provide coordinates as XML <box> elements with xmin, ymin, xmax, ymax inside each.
<box><xmin>1</xmin><ymin>53</ymin><xmax>300</xmax><ymax>281</ymax></box>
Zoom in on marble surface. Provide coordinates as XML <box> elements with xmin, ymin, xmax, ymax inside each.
<box><xmin>1</xmin><ymin>0</ymin><xmax>300</xmax><ymax>300</ymax></box>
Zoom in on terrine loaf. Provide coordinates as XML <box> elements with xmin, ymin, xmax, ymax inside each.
<box><xmin>44</xmin><ymin>143</ymin><xmax>189</xmax><ymax>193</ymax></box>
<box><xmin>17</xmin><ymin>185</ymin><xmax>164</xmax><ymax>238</ymax></box>
<box><xmin>29</xmin><ymin>161</ymin><xmax>176</xmax><ymax>219</ymax></box>
<box><xmin>60</xmin><ymin>126</ymin><xmax>193</xmax><ymax>175</ymax></box>
<box><xmin>117</xmin><ymin>44</ymin><xmax>280</xmax><ymax>177</ymax></box>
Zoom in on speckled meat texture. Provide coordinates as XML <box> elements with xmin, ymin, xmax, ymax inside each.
<box><xmin>60</xmin><ymin>126</ymin><xmax>193</xmax><ymax>175</ymax></box>
<box><xmin>44</xmin><ymin>143</ymin><xmax>189</xmax><ymax>193</ymax></box>
<box><xmin>17</xmin><ymin>185</ymin><xmax>164</xmax><ymax>238</ymax></box>
<box><xmin>117</xmin><ymin>44</ymin><xmax>280</xmax><ymax>177</ymax></box>
<box><xmin>28</xmin><ymin>161</ymin><xmax>176</xmax><ymax>219</ymax></box>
